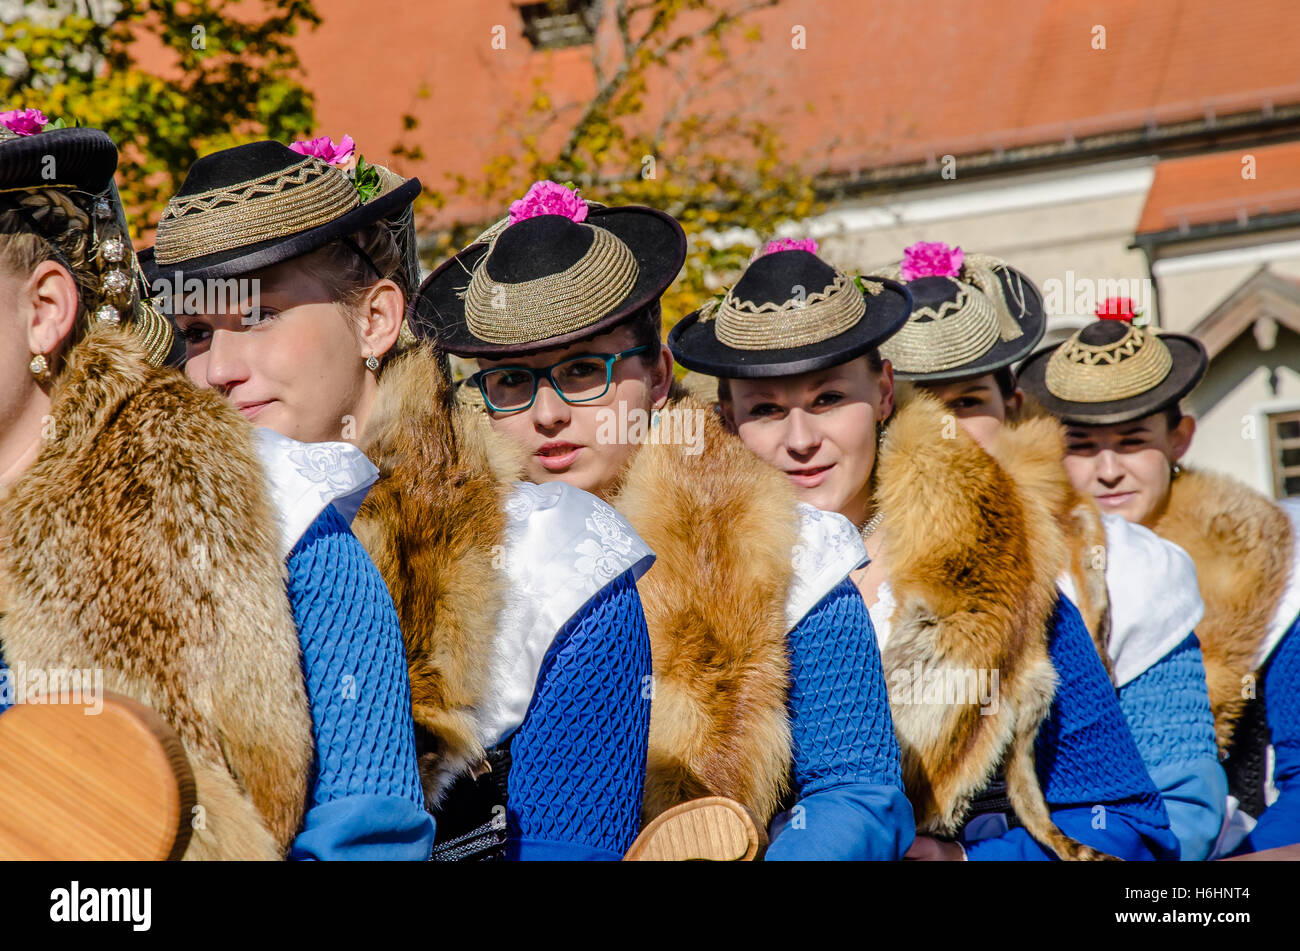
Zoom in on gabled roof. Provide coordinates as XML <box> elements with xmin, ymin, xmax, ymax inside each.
<box><xmin>1187</xmin><ymin>266</ymin><xmax>1300</xmax><ymax>358</ymax></box>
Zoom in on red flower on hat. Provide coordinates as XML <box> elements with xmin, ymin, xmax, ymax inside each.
<box><xmin>508</xmin><ymin>180</ymin><xmax>588</xmax><ymax>225</ymax></box>
<box><xmin>900</xmin><ymin>241</ymin><xmax>964</xmax><ymax>281</ymax></box>
<box><xmin>1096</xmin><ymin>297</ymin><xmax>1139</xmax><ymax>322</ymax></box>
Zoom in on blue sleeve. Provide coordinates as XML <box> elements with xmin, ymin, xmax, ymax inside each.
<box><xmin>283</xmin><ymin>505</ymin><xmax>434</xmax><ymax>861</ymax></box>
<box><xmin>0</xmin><ymin>641</ymin><xmax>9</xmax><ymax>715</ymax></box>
<box><xmin>506</xmin><ymin>568</ymin><xmax>652</xmax><ymax>861</ymax></box>
<box><xmin>1117</xmin><ymin>634</ymin><xmax>1226</xmax><ymax>861</ymax></box>
<box><xmin>965</xmin><ymin>596</ymin><xmax>1181</xmax><ymax>861</ymax></box>
<box><xmin>1241</xmin><ymin>618</ymin><xmax>1300</xmax><ymax>853</ymax></box>
<box><xmin>766</xmin><ymin>578</ymin><xmax>915</xmax><ymax>861</ymax></box>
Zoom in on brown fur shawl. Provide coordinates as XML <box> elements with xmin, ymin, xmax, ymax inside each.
<box><xmin>877</xmin><ymin>392</ymin><xmax>1110</xmax><ymax>860</ymax></box>
<box><xmin>1152</xmin><ymin>468</ymin><xmax>1294</xmax><ymax>750</ymax></box>
<box><xmin>0</xmin><ymin>328</ymin><xmax>312</xmax><ymax>859</ymax></box>
<box><xmin>351</xmin><ymin>344</ymin><xmax>524</xmax><ymax>806</ymax></box>
<box><xmin>611</xmin><ymin>393</ymin><xmax>799</xmax><ymax>827</ymax></box>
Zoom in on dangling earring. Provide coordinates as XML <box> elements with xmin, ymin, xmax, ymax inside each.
<box><xmin>1171</xmin><ymin>462</ymin><xmax>1182</xmax><ymax>480</ymax></box>
<box><xmin>29</xmin><ymin>352</ymin><xmax>48</xmax><ymax>380</ymax></box>
<box><xmin>365</xmin><ymin>354</ymin><xmax>380</xmax><ymax>372</ymax></box>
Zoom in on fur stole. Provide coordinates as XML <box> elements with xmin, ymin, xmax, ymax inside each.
<box><xmin>1152</xmin><ymin>468</ymin><xmax>1294</xmax><ymax>750</ymax></box>
<box><xmin>877</xmin><ymin>392</ymin><xmax>1110</xmax><ymax>860</ymax></box>
<box><xmin>351</xmin><ymin>344</ymin><xmax>524</xmax><ymax>806</ymax></box>
<box><xmin>0</xmin><ymin>328</ymin><xmax>312</xmax><ymax>859</ymax></box>
<box><xmin>611</xmin><ymin>393</ymin><xmax>797</xmax><ymax>827</ymax></box>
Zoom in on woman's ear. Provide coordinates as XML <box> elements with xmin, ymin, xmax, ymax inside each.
<box><xmin>877</xmin><ymin>359</ymin><xmax>896</xmax><ymax>421</ymax></box>
<box><xmin>25</xmin><ymin>260</ymin><xmax>80</xmax><ymax>359</ymax></box>
<box><xmin>1170</xmin><ymin>413</ymin><xmax>1196</xmax><ymax>462</ymax></box>
<box><xmin>1005</xmin><ymin>386</ymin><xmax>1025</xmax><ymax>420</ymax></box>
<box><xmin>356</xmin><ymin>279</ymin><xmax>405</xmax><ymax>359</ymax></box>
<box><xmin>650</xmin><ymin>343</ymin><xmax>673</xmax><ymax>411</ymax></box>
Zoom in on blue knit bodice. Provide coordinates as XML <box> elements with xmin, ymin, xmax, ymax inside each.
<box><xmin>767</xmin><ymin>578</ymin><xmax>914</xmax><ymax>860</ymax></box>
<box><xmin>965</xmin><ymin>595</ymin><xmax>1180</xmax><ymax>860</ymax></box>
<box><xmin>283</xmin><ymin>504</ymin><xmax>433</xmax><ymax>860</ymax></box>
<box><xmin>503</xmin><ymin>567</ymin><xmax>652</xmax><ymax>860</ymax></box>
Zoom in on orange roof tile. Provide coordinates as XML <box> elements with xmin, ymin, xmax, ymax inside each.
<box><xmin>1137</xmin><ymin>140</ymin><xmax>1300</xmax><ymax>234</ymax></box>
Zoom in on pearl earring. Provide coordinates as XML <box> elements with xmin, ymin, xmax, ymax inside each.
<box><xmin>29</xmin><ymin>353</ymin><xmax>48</xmax><ymax>378</ymax></box>
<box><xmin>365</xmin><ymin>354</ymin><xmax>380</xmax><ymax>372</ymax></box>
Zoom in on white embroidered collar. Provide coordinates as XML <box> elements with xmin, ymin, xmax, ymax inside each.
<box><xmin>784</xmin><ymin>504</ymin><xmax>870</xmax><ymax>631</ymax></box>
<box><xmin>254</xmin><ymin>428</ymin><xmax>379</xmax><ymax>559</ymax></box>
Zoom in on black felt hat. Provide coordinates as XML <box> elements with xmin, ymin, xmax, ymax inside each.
<box><xmin>874</xmin><ymin>250</ymin><xmax>1047</xmax><ymax>383</ymax></box>
<box><xmin>144</xmin><ymin>140</ymin><xmax>420</xmax><ymax>281</ymax></box>
<box><xmin>410</xmin><ymin>199</ymin><xmax>686</xmax><ymax>357</ymax></box>
<box><xmin>1</xmin><ymin>122</ymin><xmax>174</xmax><ymax>366</ymax></box>
<box><xmin>0</xmin><ymin>125</ymin><xmax>118</xmax><ymax>194</ymax></box>
<box><xmin>668</xmin><ymin>249</ymin><xmax>911</xmax><ymax>378</ymax></box>
<box><xmin>1017</xmin><ymin>318</ymin><xmax>1207</xmax><ymax>426</ymax></box>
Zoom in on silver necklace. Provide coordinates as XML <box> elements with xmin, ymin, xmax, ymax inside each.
<box><xmin>860</xmin><ymin>508</ymin><xmax>885</xmax><ymax>540</ymax></box>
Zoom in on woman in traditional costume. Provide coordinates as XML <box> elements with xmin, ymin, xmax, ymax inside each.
<box><xmin>669</xmin><ymin>242</ymin><xmax>1181</xmax><ymax>860</ymax></box>
<box><xmin>150</xmin><ymin>147</ymin><xmax>653</xmax><ymax>861</ymax></box>
<box><xmin>410</xmin><ymin>183</ymin><xmax>915</xmax><ymax>860</ymax></box>
<box><xmin>0</xmin><ymin>116</ymin><xmax>430</xmax><ymax>860</ymax></box>
<box><xmin>863</xmin><ymin>247</ymin><xmax>1225</xmax><ymax>861</ymax></box>
<box><xmin>1019</xmin><ymin>311</ymin><xmax>1300</xmax><ymax>856</ymax></box>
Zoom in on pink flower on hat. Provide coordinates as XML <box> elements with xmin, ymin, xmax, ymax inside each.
<box><xmin>900</xmin><ymin>241</ymin><xmax>965</xmax><ymax>281</ymax></box>
<box><xmin>1096</xmin><ymin>297</ymin><xmax>1139</xmax><ymax>322</ymax></box>
<box><xmin>508</xmin><ymin>180</ymin><xmax>588</xmax><ymax>225</ymax></box>
<box><xmin>0</xmin><ymin>108</ymin><xmax>50</xmax><ymax>136</ymax></box>
<box><xmin>290</xmin><ymin>134</ymin><xmax>357</xmax><ymax>166</ymax></box>
<box><xmin>761</xmin><ymin>237</ymin><xmax>819</xmax><ymax>256</ymax></box>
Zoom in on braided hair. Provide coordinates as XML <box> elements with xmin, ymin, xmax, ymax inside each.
<box><xmin>0</xmin><ymin>186</ymin><xmax>171</xmax><ymax>368</ymax></box>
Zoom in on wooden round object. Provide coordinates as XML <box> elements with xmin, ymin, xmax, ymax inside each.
<box><xmin>624</xmin><ymin>796</ymin><xmax>767</xmax><ymax>861</ymax></box>
<box><xmin>0</xmin><ymin>692</ymin><xmax>195</xmax><ymax>860</ymax></box>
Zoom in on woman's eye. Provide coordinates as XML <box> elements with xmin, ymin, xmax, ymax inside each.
<box><xmin>748</xmin><ymin>403</ymin><xmax>782</xmax><ymax>418</ymax></box>
<box><xmin>560</xmin><ymin>359</ymin><xmax>605</xmax><ymax>380</ymax></box>
<box><xmin>177</xmin><ymin>324</ymin><xmax>211</xmax><ymax>344</ymax></box>
<box><xmin>241</xmin><ymin>309</ymin><xmax>279</xmax><ymax>328</ymax></box>
<box><xmin>814</xmin><ymin>391</ymin><xmax>844</xmax><ymax>407</ymax></box>
<box><xmin>499</xmin><ymin>370</ymin><xmax>533</xmax><ymax>388</ymax></box>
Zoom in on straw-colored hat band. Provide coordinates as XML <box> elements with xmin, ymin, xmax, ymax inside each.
<box><xmin>700</xmin><ymin>271</ymin><xmax>880</xmax><ymax>351</ymax></box>
<box><xmin>1044</xmin><ymin>324</ymin><xmax>1174</xmax><ymax>403</ymax></box>
<box><xmin>154</xmin><ymin>156</ymin><xmax>359</xmax><ymax>265</ymax></box>
<box><xmin>880</xmin><ymin>287</ymin><xmax>1008</xmax><ymax>373</ymax></box>
<box><xmin>461</xmin><ymin>224</ymin><xmax>640</xmax><ymax>345</ymax></box>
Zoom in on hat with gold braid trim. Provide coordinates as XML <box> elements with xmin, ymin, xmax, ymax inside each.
<box><xmin>869</xmin><ymin>241</ymin><xmax>1045</xmax><ymax>383</ymax></box>
<box><xmin>143</xmin><ymin>138</ymin><xmax>420</xmax><ymax>282</ymax></box>
<box><xmin>0</xmin><ymin>113</ymin><xmax>173</xmax><ymax>367</ymax></box>
<box><xmin>410</xmin><ymin>180</ymin><xmax>686</xmax><ymax>357</ymax></box>
<box><xmin>1018</xmin><ymin>303</ymin><xmax>1206</xmax><ymax>426</ymax></box>
<box><xmin>668</xmin><ymin>239</ymin><xmax>911</xmax><ymax>378</ymax></box>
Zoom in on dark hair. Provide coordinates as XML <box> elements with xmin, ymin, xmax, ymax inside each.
<box><xmin>623</xmin><ymin>300</ymin><xmax>664</xmax><ymax>365</ymax></box>
<box><xmin>992</xmin><ymin>366</ymin><xmax>1017</xmax><ymax>399</ymax></box>
<box><xmin>1162</xmin><ymin>404</ymin><xmax>1183</xmax><ymax>429</ymax></box>
<box><xmin>716</xmin><ymin>347</ymin><xmax>883</xmax><ymax>403</ymax></box>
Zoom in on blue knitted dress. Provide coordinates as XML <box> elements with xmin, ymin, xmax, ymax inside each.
<box><xmin>766</xmin><ymin>578</ymin><xmax>915</xmax><ymax>860</ymax></box>
<box><xmin>500</xmin><ymin>567</ymin><xmax>652</xmax><ymax>860</ymax></box>
<box><xmin>284</xmin><ymin>504</ymin><xmax>433</xmax><ymax>860</ymax></box>
<box><xmin>1116</xmin><ymin>635</ymin><xmax>1224</xmax><ymax>860</ymax></box>
<box><xmin>963</xmin><ymin>596</ymin><xmax>1182</xmax><ymax>861</ymax></box>
<box><xmin>1237</xmin><ymin>614</ymin><xmax>1300</xmax><ymax>852</ymax></box>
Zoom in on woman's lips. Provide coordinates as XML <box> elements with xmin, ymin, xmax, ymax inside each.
<box><xmin>236</xmin><ymin>400</ymin><xmax>273</xmax><ymax>420</ymax></box>
<box><xmin>1096</xmin><ymin>490</ymin><xmax>1137</xmax><ymax>508</ymax></box>
<box><xmin>536</xmin><ymin>443</ymin><xmax>582</xmax><ymax>471</ymax></box>
<box><xmin>786</xmin><ymin>463</ymin><xmax>834</xmax><ymax>488</ymax></box>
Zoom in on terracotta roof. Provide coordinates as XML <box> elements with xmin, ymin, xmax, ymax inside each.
<box><xmin>1136</xmin><ymin>140</ymin><xmax>1300</xmax><ymax>235</ymax></box>
<box><xmin>228</xmin><ymin>0</ymin><xmax>1300</xmax><ymax>223</ymax></box>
